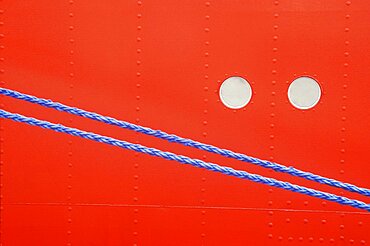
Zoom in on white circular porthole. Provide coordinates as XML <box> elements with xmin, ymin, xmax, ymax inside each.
<box><xmin>288</xmin><ymin>77</ymin><xmax>321</xmax><ymax>110</ymax></box>
<box><xmin>219</xmin><ymin>76</ymin><xmax>252</xmax><ymax>109</ymax></box>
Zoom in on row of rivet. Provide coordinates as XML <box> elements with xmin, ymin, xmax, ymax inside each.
<box><xmin>67</xmin><ymin>1</ymin><xmax>75</xmax><ymax>245</ymax></box>
<box><xmin>133</xmin><ymin>1</ymin><xmax>143</xmax><ymax>245</ymax></box>
<box><xmin>0</xmin><ymin>4</ymin><xmax>4</xmax><ymax>244</ymax></box>
<box><xmin>340</xmin><ymin>0</ymin><xmax>351</xmax><ymax>243</ymax></box>
<box><xmin>268</xmin><ymin>0</ymin><xmax>279</xmax><ymax>241</ymax></box>
<box><xmin>201</xmin><ymin>1</ymin><xmax>211</xmax><ymax>242</ymax></box>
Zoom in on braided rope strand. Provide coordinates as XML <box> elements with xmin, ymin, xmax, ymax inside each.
<box><xmin>1</xmin><ymin>87</ymin><xmax>369</xmax><ymax>197</ymax></box>
<box><xmin>0</xmin><ymin>109</ymin><xmax>369</xmax><ymax>212</ymax></box>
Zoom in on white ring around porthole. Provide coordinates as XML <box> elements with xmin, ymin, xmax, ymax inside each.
<box><xmin>219</xmin><ymin>76</ymin><xmax>252</xmax><ymax>109</ymax></box>
<box><xmin>288</xmin><ymin>77</ymin><xmax>321</xmax><ymax>110</ymax></box>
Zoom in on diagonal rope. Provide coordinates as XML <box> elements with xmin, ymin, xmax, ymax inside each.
<box><xmin>0</xmin><ymin>109</ymin><xmax>369</xmax><ymax>212</ymax></box>
<box><xmin>1</xmin><ymin>87</ymin><xmax>369</xmax><ymax>197</ymax></box>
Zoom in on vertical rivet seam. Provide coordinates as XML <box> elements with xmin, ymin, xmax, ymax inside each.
<box><xmin>341</xmin><ymin>0</ymin><xmax>350</xmax><ymax>243</ymax></box>
<box><xmin>269</xmin><ymin>0</ymin><xmax>279</xmax><ymax>241</ymax></box>
<box><xmin>0</xmin><ymin>3</ymin><xmax>4</xmax><ymax>244</ymax></box>
<box><xmin>67</xmin><ymin>1</ymin><xmax>75</xmax><ymax>245</ymax></box>
<box><xmin>201</xmin><ymin>1</ymin><xmax>211</xmax><ymax>243</ymax></box>
<box><xmin>133</xmin><ymin>1</ymin><xmax>142</xmax><ymax>245</ymax></box>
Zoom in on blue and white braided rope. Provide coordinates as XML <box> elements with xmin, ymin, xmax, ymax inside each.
<box><xmin>0</xmin><ymin>109</ymin><xmax>369</xmax><ymax>212</ymax></box>
<box><xmin>1</xmin><ymin>87</ymin><xmax>369</xmax><ymax>197</ymax></box>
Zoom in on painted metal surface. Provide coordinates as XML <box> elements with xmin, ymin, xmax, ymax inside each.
<box><xmin>0</xmin><ymin>0</ymin><xmax>369</xmax><ymax>245</ymax></box>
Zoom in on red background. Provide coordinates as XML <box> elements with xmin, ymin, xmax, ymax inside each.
<box><xmin>0</xmin><ymin>0</ymin><xmax>369</xmax><ymax>245</ymax></box>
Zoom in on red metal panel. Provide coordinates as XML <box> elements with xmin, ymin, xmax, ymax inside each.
<box><xmin>0</xmin><ymin>0</ymin><xmax>369</xmax><ymax>245</ymax></box>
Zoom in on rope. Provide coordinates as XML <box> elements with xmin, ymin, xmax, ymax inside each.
<box><xmin>1</xmin><ymin>87</ymin><xmax>369</xmax><ymax>197</ymax></box>
<box><xmin>0</xmin><ymin>109</ymin><xmax>369</xmax><ymax>212</ymax></box>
